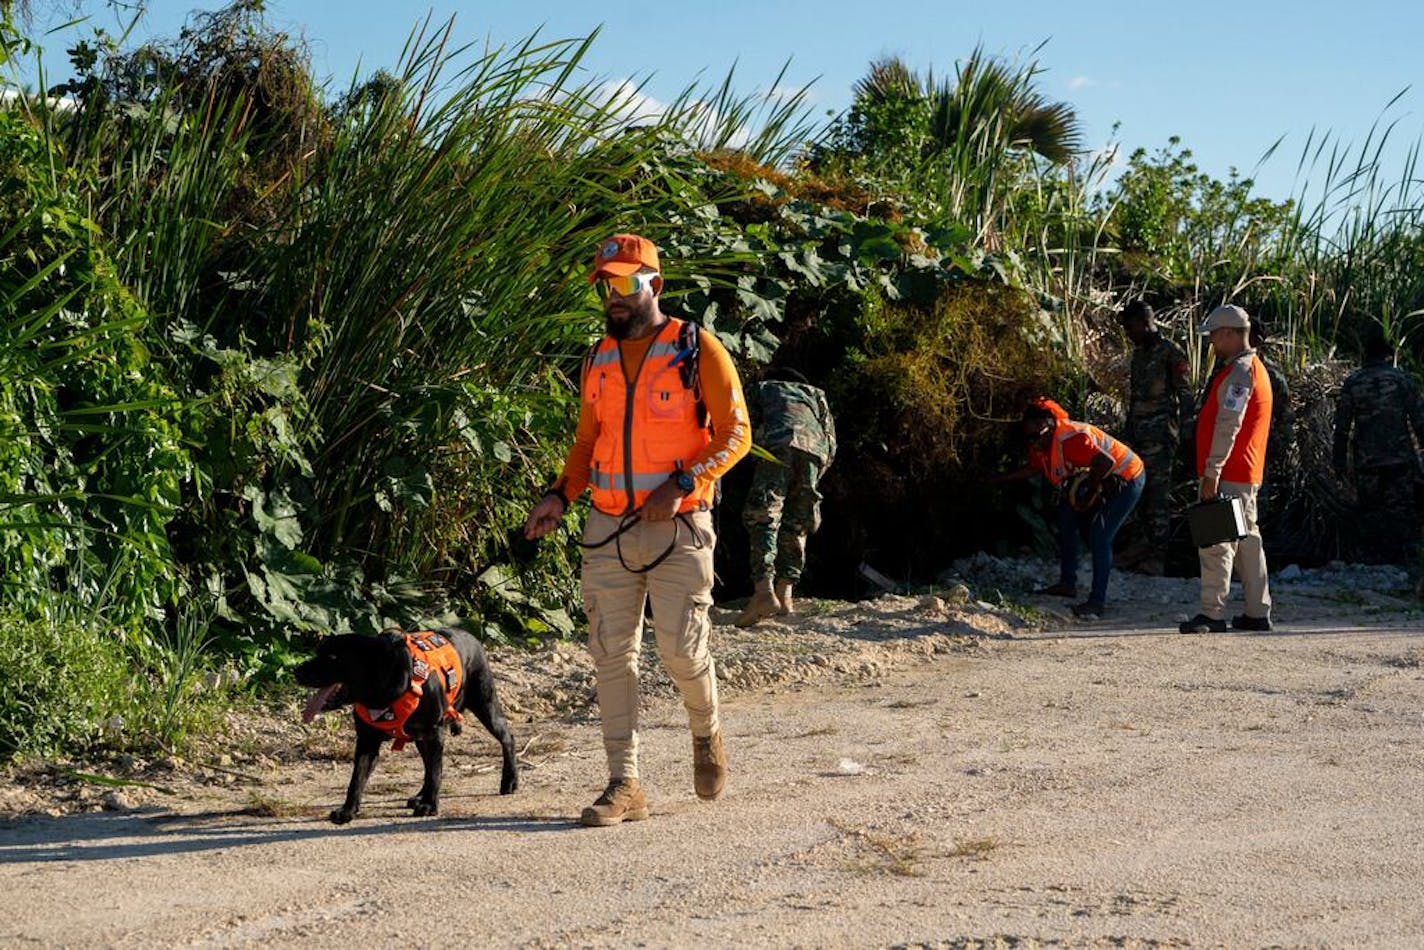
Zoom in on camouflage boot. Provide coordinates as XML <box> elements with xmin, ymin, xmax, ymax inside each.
<box><xmin>735</xmin><ymin>578</ymin><xmax>781</xmax><ymax>627</ymax></box>
<box><xmin>774</xmin><ymin>579</ymin><xmax>794</xmax><ymax>616</ymax></box>
<box><xmin>692</xmin><ymin>731</ymin><xmax>728</xmax><ymax>800</ymax></box>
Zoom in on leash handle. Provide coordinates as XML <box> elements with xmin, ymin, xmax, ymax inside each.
<box><xmin>578</xmin><ymin>508</ymin><xmax>643</xmax><ymax>549</ymax></box>
<box><xmin>578</xmin><ymin>508</ymin><xmax>704</xmax><ymax>573</ymax></box>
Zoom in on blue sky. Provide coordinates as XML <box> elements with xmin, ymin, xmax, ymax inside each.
<box><xmin>19</xmin><ymin>0</ymin><xmax>1424</xmax><ymax>203</ymax></box>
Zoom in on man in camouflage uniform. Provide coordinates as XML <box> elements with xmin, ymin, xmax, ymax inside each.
<box><xmin>735</xmin><ymin>367</ymin><xmax>836</xmax><ymax>626</ymax></box>
<box><xmin>1332</xmin><ymin>332</ymin><xmax>1424</xmax><ymax>564</ymax></box>
<box><xmin>1118</xmin><ymin>301</ymin><xmax>1195</xmax><ymax>575</ymax></box>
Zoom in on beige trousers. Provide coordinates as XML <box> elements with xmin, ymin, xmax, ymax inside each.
<box><xmin>1198</xmin><ymin>480</ymin><xmax>1272</xmax><ymax>620</ymax></box>
<box><xmin>581</xmin><ymin>508</ymin><xmax>720</xmax><ymax>779</ymax></box>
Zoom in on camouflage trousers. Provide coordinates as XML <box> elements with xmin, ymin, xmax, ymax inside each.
<box><xmin>1132</xmin><ymin>443</ymin><xmax>1176</xmax><ymax>551</ymax></box>
<box><xmin>743</xmin><ymin>447</ymin><xmax>825</xmax><ymax>584</ymax></box>
<box><xmin>1354</xmin><ymin>464</ymin><xmax>1420</xmax><ymax>564</ymax></box>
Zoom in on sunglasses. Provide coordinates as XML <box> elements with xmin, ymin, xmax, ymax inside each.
<box><xmin>594</xmin><ymin>272</ymin><xmax>659</xmax><ymax>300</ymax></box>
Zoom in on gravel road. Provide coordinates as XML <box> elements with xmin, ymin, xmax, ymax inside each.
<box><xmin>3</xmin><ymin>563</ymin><xmax>1423</xmax><ymax>947</ymax></box>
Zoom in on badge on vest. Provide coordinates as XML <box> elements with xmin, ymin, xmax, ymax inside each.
<box><xmin>1222</xmin><ymin>382</ymin><xmax>1249</xmax><ymax>411</ymax></box>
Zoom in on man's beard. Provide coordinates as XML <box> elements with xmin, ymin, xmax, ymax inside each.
<box><xmin>605</xmin><ymin>303</ymin><xmax>656</xmax><ymax>340</ymax></box>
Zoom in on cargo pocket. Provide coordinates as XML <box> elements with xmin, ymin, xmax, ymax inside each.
<box><xmin>673</xmin><ymin>587</ymin><xmax>714</xmax><ymax>669</ymax></box>
<box><xmin>685</xmin><ymin>510</ymin><xmax>717</xmax><ymax>549</ymax></box>
<box><xmin>646</xmin><ymin>368</ymin><xmax>690</xmax><ymax>421</ymax></box>
<box><xmin>583</xmin><ymin>588</ymin><xmax>606</xmax><ymax>659</ymax></box>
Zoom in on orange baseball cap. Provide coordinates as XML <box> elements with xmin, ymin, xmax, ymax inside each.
<box><xmin>589</xmin><ymin>233</ymin><xmax>660</xmax><ymax>283</ymax></box>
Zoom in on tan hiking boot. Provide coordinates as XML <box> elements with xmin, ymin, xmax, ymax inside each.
<box><xmin>735</xmin><ymin>579</ymin><xmax>780</xmax><ymax>627</ymax></box>
<box><xmin>692</xmin><ymin>731</ymin><xmax>728</xmax><ymax>801</ymax></box>
<box><xmin>774</xmin><ymin>579</ymin><xmax>794</xmax><ymax>616</ymax></box>
<box><xmin>579</xmin><ymin>778</ymin><xmax>649</xmax><ymax>827</ymax></box>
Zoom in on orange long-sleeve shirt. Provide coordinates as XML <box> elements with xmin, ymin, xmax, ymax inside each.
<box><xmin>551</xmin><ymin>322</ymin><xmax>749</xmax><ymax>504</ymax></box>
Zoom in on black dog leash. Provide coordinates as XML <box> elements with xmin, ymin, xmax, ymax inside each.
<box><xmin>579</xmin><ymin>507</ymin><xmax>705</xmax><ymax>574</ymax></box>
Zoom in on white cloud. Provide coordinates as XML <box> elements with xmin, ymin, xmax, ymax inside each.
<box><xmin>1067</xmin><ymin>76</ymin><xmax>1121</xmax><ymax>93</ymax></box>
<box><xmin>593</xmin><ymin>80</ymin><xmax>672</xmax><ymax>126</ymax></box>
<box><xmin>592</xmin><ymin>78</ymin><xmax>751</xmax><ymax>149</ymax></box>
<box><xmin>1</xmin><ymin>88</ymin><xmax>78</xmax><ymax>111</ymax></box>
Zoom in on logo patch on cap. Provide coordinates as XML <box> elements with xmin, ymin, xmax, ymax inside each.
<box><xmin>601</xmin><ymin>240</ymin><xmax>620</xmax><ymax>259</ymax></box>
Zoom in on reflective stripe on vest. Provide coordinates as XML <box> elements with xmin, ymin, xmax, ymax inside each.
<box><xmin>586</xmin><ymin>342</ymin><xmax>682</xmax><ymax>371</ymax></box>
<box><xmin>589</xmin><ymin>470</ymin><xmax>674</xmax><ymax>493</ymax></box>
<box><xmin>354</xmin><ymin>632</ymin><xmax>464</xmax><ymax>751</ymax></box>
<box><xmin>582</xmin><ymin>317</ymin><xmax>714</xmax><ymax>515</ymax></box>
<box><xmin>1046</xmin><ymin>420</ymin><xmax>1144</xmax><ymax>485</ymax></box>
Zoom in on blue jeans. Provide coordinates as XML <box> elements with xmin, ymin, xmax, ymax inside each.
<box><xmin>1057</xmin><ymin>472</ymin><xmax>1146</xmax><ymax>606</ymax></box>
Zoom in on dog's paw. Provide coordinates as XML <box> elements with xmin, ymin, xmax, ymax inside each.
<box><xmin>406</xmin><ymin>793</ymin><xmax>438</xmax><ymax>816</ymax></box>
<box><xmin>500</xmin><ymin>772</ymin><xmax>519</xmax><ymax>795</ymax></box>
<box><xmin>449</xmin><ymin>721</ymin><xmax>463</xmax><ymax>737</ymax></box>
<box><xmin>329</xmin><ymin>808</ymin><xmax>356</xmax><ymax>825</ymax></box>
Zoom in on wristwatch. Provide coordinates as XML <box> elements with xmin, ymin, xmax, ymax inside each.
<box><xmin>671</xmin><ymin>470</ymin><xmax>696</xmax><ymax>495</ymax></box>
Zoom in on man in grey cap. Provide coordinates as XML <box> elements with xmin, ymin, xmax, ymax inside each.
<box><xmin>1179</xmin><ymin>304</ymin><xmax>1275</xmax><ymax>634</ymax></box>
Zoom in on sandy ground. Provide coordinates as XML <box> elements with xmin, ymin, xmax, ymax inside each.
<box><xmin>3</xmin><ymin>562</ymin><xmax>1424</xmax><ymax>948</ymax></box>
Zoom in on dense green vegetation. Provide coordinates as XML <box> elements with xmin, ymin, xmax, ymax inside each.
<box><xmin>3</xmin><ymin>2</ymin><xmax>1421</xmax><ymax>760</ymax></box>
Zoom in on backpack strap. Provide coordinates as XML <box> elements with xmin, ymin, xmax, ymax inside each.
<box><xmin>583</xmin><ymin>321</ymin><xmax>708</xmax><ymax>429</ymax></box>
<box><xmin>580</xmin><ymin>339</ymin><xmax>601</xmax><ymax>388</ymax></box>
<box><xmin>671</xmin><ymin>319</ymin><xmax>719</xmax><ymax>507</ymax></box>
<box><xmin>673</xmin><ymin>320</ymin><xmax>709</xmax><ymax>428</ymax></box>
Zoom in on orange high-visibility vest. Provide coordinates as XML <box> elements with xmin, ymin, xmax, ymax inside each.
<box><xmin>1197</xmin><ymin>354</ymin><xmax>1272</xmax><ymax>484</ymax></box>
<box><xmin>1043</xmin><ymin>420</ymin><xmax>1144</xmax><ymax>485</ymax></box>
<box><xmin>355</xmin><ymin>632</ymin><xmax>463</xmax><ymax>751</ymax></box>
<box><xmin>582</xmin><ymin>317</ymin><xmax>715</xmax><ymax>515</ymax></box>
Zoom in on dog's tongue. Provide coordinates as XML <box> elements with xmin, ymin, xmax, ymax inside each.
<box><xmin>302</xmin><ymin>684</ymin><xmax>342</xmax><ymax>723</ymax></box>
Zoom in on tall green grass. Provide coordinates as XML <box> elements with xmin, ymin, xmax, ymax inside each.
<box><xmin>235</xmin><ymin>23</ymin><xmax>814</xmax><ymax>574</ymax></box>
<box><xmin>1</xmin><ymin>5</ymin><xmax>820</xmax><ymax>756</ymax></box>
<box><xmin>1268</xmin><ymin>100</ymin><xmax>1424</xmax><ymax>354</ymax></box>
<box><xmin>0</xmin><ymin>543</ymin><xmax>224</xmax><ymax>761</ymax></box>
<box><xmin>9</xmin><ymin>8</ymin><xmax>816</xmax><ymax>639</ymax></box>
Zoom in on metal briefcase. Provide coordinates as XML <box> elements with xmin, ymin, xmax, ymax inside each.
<box><xmin>1187</xmin><ymin>495</ymin><xmax>1247</xmax><ymax>548</ymax></box>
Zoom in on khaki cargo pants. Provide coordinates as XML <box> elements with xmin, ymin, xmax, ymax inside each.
<box><xmin>1197</xmin><ymin>480</ymin><xmax>1272</xmax><ymax>620</ymax></box>
<box><xmin>582</xmin><ymin>508</ymin><xmax>720</xmax><ymax>780</ymax></box>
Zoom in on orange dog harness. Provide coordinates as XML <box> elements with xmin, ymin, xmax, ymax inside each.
<box><xmin>355</xmin><ymin>631</ymin><xmax>464</xmax><ymax>750</ymax></box>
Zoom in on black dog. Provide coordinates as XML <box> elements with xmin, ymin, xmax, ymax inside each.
<box><xmin>295</xmin><ymin>627</ymin><xmax>519</xmax><ymax>824</ymax></box>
